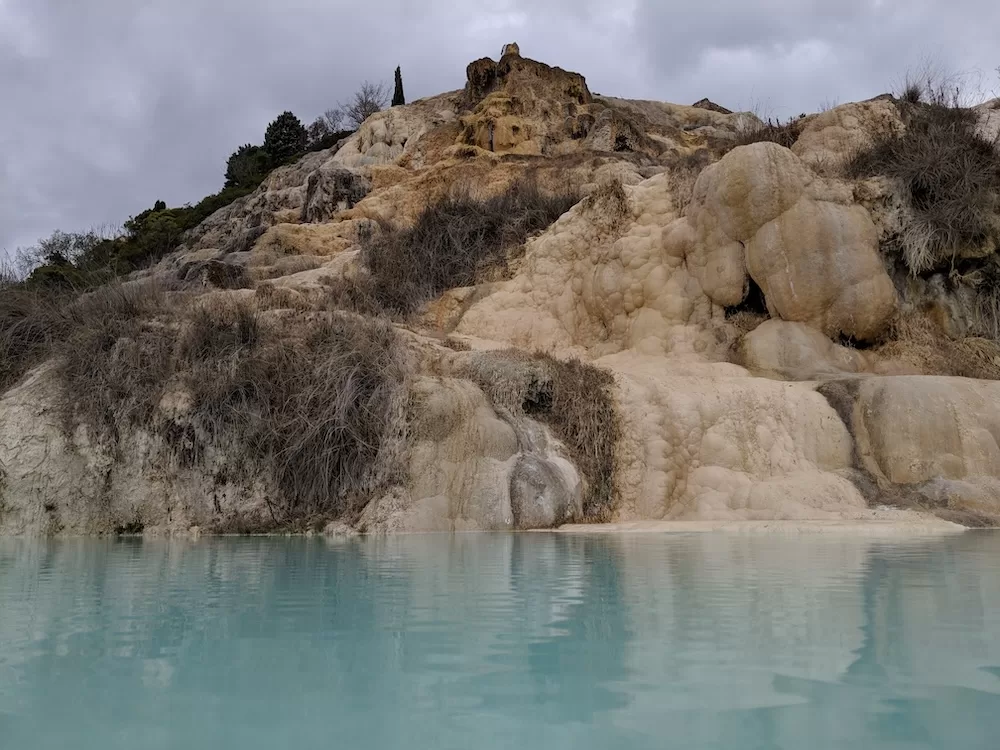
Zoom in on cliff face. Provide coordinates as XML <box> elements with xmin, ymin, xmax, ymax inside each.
<box><xmin>4</xmin><ymin>47</ymin><xmax>1000</xmax><ymax>535</ymax></box>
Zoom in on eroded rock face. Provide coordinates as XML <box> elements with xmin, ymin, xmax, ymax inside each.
<box><xmin>0</xmin><ymin>364</ymin><xmax>582</xmax><ymax>535</ymax></box>
<box><xmin>0</xmin><ymin>367</ymin><xmax>276</xmax><ymax>535</ymax></box>
<box><xmin>792</xmin><ymin>99</ymin><xmax>904</xmax><ymax>169</ymax></box>
<box><xmin>686</xmin><ymin>143</ymin><xmax>898</xmax><ymax>341</ymax></box>
<box><xmin>301</xmin><ymin>166</ymin><xmax>371</xmax><ymax>223</ymax></box>
<box><xmin>852</xmin><ymin>377</ymin><xmax>1000</xmax><ymax>485</ymax></box>
<box><xmin>6</xmin><ymin>48</ymin><xmax>998</xmax><ymax>534</ymax></box>
<box><xmin>357</xmin><ymin>376</ymin><xmax>582</xmax><ymax>533</ymax></box>
<box><xmin>817</xmin><ymin>376</ymin><xmax>1000</xmax><ymax>521</ymax></box>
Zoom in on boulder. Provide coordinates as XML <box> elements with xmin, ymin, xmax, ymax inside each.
<box><xmin>301</xmin><ymin>166</ymin><xmax>370</xmax><ymax>223</ymax></box>
<box><xmin>691</xmin><ymin>98</ymin><xmax>733</xmax><ymax>115</ymax></box>
<box><xmin>686</xmin><ymin>142</ymin><xmax>898</xmax><ymax>341</ymax></box>
<box><xmin>791</xmin><ymin>100</ymin><xmax>904</xmax><ymax>168</ymax></box>
<box><xmin>734</xmin><ymin>320</ymin><xmax>871</xmax><ymax>380</ymax></box>
<box><xmin>850</xmin><ymin>376</ymin><xmax>1000</xmax><ymax>485</ymax></box>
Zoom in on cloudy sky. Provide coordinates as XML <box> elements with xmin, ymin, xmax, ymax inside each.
<box><xmin>2</xmin><ymin>0</ymin><xmax>998</xmax><ymax>256</ymax></box>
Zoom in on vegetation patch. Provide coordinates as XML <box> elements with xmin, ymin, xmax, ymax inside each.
<box><xmin>730</xmin><ymin>116</ymin><xmax>803</xmax><ymax>150</ymax></box>
<box><xmin>329</xmin><ymin>179</ymin><xmax>579</xmax><ymax>317</ymax></box>
<box><xmin>459</xmin><ymin>350</ymin><xmax>621</xmax><ymax>522</ymax></box>
<box><xmin>1</xmin><ymin>281</ymin><xmax>410</xmax><ymax>529</ymax></box>
<box><xmin>846</xmin><ymin>94</ymin><xmax>1000</xmax><ymax>275</ymax></box>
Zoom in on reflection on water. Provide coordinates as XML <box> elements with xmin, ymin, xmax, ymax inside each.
<box><xmin>1</xmin><ymin>533</ymin><xmax>999</xmax><ymax>749</ymax></box>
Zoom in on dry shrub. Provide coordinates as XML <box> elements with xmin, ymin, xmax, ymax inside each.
<box><xmin>846</xmin><ymin>100</ymin><xmax>1000</xmax><ymax>274</ymax></box>
<box><xmin>172</xmin><ymin>306</ymin><xmax>409</xmax><ymax>522</ymax></box>
<box><xmin>458</xmin><ymin>350</ymin><xmax>621</xmax><ymax>522</ymax></box>
<box><xmin>60</xmin><ymin>283</ymin><xmax>178</xmax><ymax>438</ymax></box>
<box><xmin>580</xmin><ymin>178</ymin><xmax>631</xmax><ymax>234</ymax></box>
<box><xmin>726</xmin><ymin>310</ymin><xmax>769</xmax><ymax>336</ymax></box>
<box><xmin>1</xmin><ymin>285</ymin><xmax>74</xmax><ymax>392</ymax></box>
<box><xmin>872</xmin><ymin>312</ymin><xmax>1000</xmax><ymax>380</ymax></box>
<box><xmin>732</xmin><ymin>116</ymin><xmax>802</xmax><ymax>150</ymax></box>
<box><xmin>3</xmin><ymin>278</ymin><xmax>410</xmax><ymax>527</ymax></box>
<box><xmin>339</xmin><ymin>179</ymin><xmax>579</xmax><ymax>317</ymax></box>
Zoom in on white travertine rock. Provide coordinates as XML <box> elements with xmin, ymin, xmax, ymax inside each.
<box><xmin>359</xmin><ymin>376</ymin><xmax>582</xmax><ymax>533</ymax></box>
<box><xmin>5</xmin><ymin>50</ymin><xmax>996</xmax><ymax>534</ymax></box>
<box><xmin>792</xmin><ymin>99</ymin><xmax>904</xmax><ymax>168</ymax></box>
<box><xmin>686</xmin><ymin>143</ymin><xmax>898</xmax><ymax>340</ymax></box>
<box><xmin>850</xmin><ymin>376</ymin><xmax>1000</xmax><ymax>486</ymax></box>
<box><xmin>735</xmin><ymin>320</ymin><xmax>871</xmax><ymax>380</ymax></box>
<box><xmin>597</xmin><ymin>353</ymin><xmax>867</xmax><ymax>521</ymax></box>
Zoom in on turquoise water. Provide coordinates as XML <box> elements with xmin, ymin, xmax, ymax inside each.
<box><xmin>2</xmin><ymin>533</ymin><xmax>1000</xmax><ymax>749</ymax></box>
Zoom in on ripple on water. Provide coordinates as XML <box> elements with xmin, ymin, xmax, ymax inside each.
<box><xmin>1</xmin><ymin>533</ymin><xmax>1000</xmax><ymax>749</ymax></box>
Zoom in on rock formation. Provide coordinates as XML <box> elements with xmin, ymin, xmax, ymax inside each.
<box><xmin>3</xmin><ymin>48</ymin><xmax>1000</xmax><ymax>535</ymax></box>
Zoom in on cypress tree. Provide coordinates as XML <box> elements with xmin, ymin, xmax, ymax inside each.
<box><xmin>392</xmin><ymin>66</ymin><xmax>405</xmax><ymax>107</ymax></box>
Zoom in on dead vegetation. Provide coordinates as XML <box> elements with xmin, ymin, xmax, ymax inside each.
<box><xmin>1</xmin><ymin>280</ymin><xmax>410</xmax><ymax>529</ymax></box>
<box><xmin>730</xmin><ymin>115</ymin><xmax>803</xmax><ymax>150</ymax></box>
<box><xmin>328</xmin><ymin>179</ymin><xmax>579</xmax><ymax>317</ymax></box>
<box><xmin>871</xmin><ymin>312</ymin><xmax>1000</xmax><ymax>380</ymax></box>
<box><xmin>846</xmin><ymin>87</ymin><xmax>1000</xmax><ymax>275</ymax></box>
<box><xmin>458</xmin><ymin>350</ymin><xmax>621</xmax><ymax>522</ymax></box>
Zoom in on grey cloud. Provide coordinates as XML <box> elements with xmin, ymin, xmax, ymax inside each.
<box><xmin>2</xmin><ymin>0</ymin><xmax>998</xmax><ymax>256</ymax></box>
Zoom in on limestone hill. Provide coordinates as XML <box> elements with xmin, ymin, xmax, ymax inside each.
<box><xmin>3</xmin><ymin>46</ymin><xmax>1000</xmax><ymax>535</ymax></box>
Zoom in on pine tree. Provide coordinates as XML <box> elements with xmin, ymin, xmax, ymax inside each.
<box><xmin>392</xmin><ymin>66</ymin><xmax>405</xmax><ymax>107</ymax></box>
<box><xmin>262</xmin><ymin>111</ymin><xmax>307</xmax><ymax>164</ymax></box>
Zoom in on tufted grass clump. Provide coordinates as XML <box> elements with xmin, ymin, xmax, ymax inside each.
<box><xmin>329</xmin><ymin>178</ymin><xmax>579</xmax><ymax>317</ymax></box>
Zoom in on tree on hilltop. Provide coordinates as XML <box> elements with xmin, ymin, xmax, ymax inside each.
<box><xmin>392</xmin><ymin>66</ymin><xmax>405</xmax><ymax>107</ymax></box>
<box><xmin>337</xmin><ymin>81</ymin><xmax>390</xmax><ymax>129</ymax></box>
<box><xmin>225</xmin><ymin>144</ymin><xmax>271</xmax><ymax>189</ymax></box>
<box><xmin>263</xmin><ymin>111</ymin><xmax>307</xmax><ymax>163</ymax></box>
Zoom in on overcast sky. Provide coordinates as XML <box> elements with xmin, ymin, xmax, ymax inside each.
<box><xmin>2</xmin><ymin>0</ymin><xmax>999</xmax><ymax>256</ymax></box>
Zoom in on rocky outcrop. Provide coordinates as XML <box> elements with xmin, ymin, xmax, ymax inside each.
<box><xmin>685</xmin><ymin>142</ymin><xmax>898</xmax><ymax>341</ymax></box>
<box><xmin>4</xmin><ymin>50</ymin><xmax>1000</xmax><ymax>535</ymax></box>
<box><xmin>358</xmin><ymin>375</ymin><xmax>581</xmax><ymax>533</ymax></box>
<box><xmin>301</xmin><ymin>166</ymin><xmax>371</xmax><ymax>223</ymax></box>
<box><xmin>792</xmin><ymin>99</ymin><xmax>904</xmax><ymax>168</ymax></box>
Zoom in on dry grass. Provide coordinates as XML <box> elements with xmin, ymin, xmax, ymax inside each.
<box><xmin>871</xmin><ymin>312</ymin><xmax>1000</xmax><ymax>380</ymax></box>
<box><xmin>731</xmin><ymin>116</ymin><xmax>802</xmax><ymax>150</ymax></box>
<box><xmin>1</xmin><ymin>285</ymin><xmax>70</xmax><ymax>392</ymax></box>
<box><xmin>2</xmin><ymin>279</ymin><xmax>410</xmax><ymax>528</ymax></box>
<box><xmin>579</xmin><ymin>178</ymin><xmax>631</xmax><ymax>235</ymax></box>
<box><xmin>458</xmin><ymin>350</ymin><xmax>621</xmax><ymax>522</ymax></box>
<box><xmin>846</xmin><ymin>99</ymin><xmax>1000</xmax><ymax>274</ymax></box>
<box><xmin>956</xmin><ymin>255</ymin><xmax>1000</xmax><ymax>340</ymax></box>
<box><xmin>666</xmin><ymin>150</ymin><xmax>714</xmax><ymax>211</ymax></box>
<box><xmin>329</xmin><ymin>179</ymin><xmax>579</xmax><ymax>317</ymax></box>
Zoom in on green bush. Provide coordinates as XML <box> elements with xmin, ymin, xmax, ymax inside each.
<box><xmin>225</xmin><ymin>144</ymin><xmax>271</xmax><ymax>189</ymax></box>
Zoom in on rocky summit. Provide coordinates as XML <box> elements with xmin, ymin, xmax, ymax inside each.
<box><xmin>4</xmin><ymin>46</ymin><xmax>1000</xmax><ymax>535</ymax></box>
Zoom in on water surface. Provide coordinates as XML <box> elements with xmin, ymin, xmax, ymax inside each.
<box><xmin>2</xmin><ymin>532</ymin><xmax>1000</xmax><ymax>749</ymax></box>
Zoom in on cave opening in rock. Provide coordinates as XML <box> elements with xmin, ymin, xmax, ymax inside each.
<box><xmin>725</xmin><ymin>277</ymin><xmax>768</xmax><ymax>318</ymax></box>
